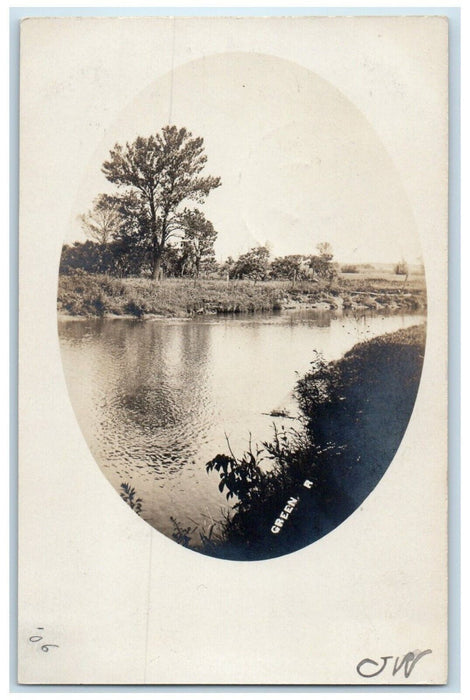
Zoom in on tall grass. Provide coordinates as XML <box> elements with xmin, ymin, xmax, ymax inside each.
<box><xmin>57</xmin><ymin>272</ymin><xmax>427</xmax><ymax>318</ymax></box>
<box><xmin>58</xmin><ymin>273</ymin><xmax>284</xmax><ymax>317</ymax></box>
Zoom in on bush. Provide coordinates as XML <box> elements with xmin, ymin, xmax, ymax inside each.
<box><xmin>124</xmin><ymin>298</ymin><xmax>146</xmax><ymax>318</ymax></box>
<box><xmin>198</xmin><ymin>324</ymin><xmax>426</xmax><ymax>560</ymax></box>
<box><xmin>202</xmin><ymin>422</ymin><xmax>343</xmax><ymax>559</ymax></box>
<box><xmin>294</xmin><ymin>351</ymin><xmax>343</xmax><ymax>421</ymax></box>
<box><xmin>394</xmin><ymin>260</ymin><xmax>409</xmax><ymax>276</ymax></box>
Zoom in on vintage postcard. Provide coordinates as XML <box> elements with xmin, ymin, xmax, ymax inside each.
<box><xmin>18</xmin><ymin>15</ymin><xmax>448</xmax><ymax>684</ymax></box>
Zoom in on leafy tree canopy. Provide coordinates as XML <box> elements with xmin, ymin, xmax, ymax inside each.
<box><xmin>231</xmin><ymin>246</ymin><xmax>271</xmax><ymax>282</ymax></box>
<box><xmin>101</xmin><ymin>126</ymin><xmax>221</xmax><ymax>279</ymax></box>
<box><xmin>178</xmin><ymin>208</ymin><xmax>218</xmax><ymax>278</ymax></box>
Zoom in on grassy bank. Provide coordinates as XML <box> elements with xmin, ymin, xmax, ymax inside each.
<box><xmin>185</xmin><ymin>323</ymin><xmax>426</xmax><ymax>560</ymax></box>
<box><xmin>57</xmin><ymin>272</ymin><xmax>426</xmax><ymax>318</ymax></box>
<box><xmin>58</xmin><ymin>273</ymin><xmax>282</xmax><ymax>317</ymax></box>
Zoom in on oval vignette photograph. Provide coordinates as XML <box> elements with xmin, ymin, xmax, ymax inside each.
<box><xmin>57</xmin><ymin>52</ymin><xmax>427</xmax><ymax>561</ymax></box>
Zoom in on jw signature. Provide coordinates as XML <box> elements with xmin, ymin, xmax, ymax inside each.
<box><xmin>28</xmin><ymin>628</ymin><xmax>59</xmax><ymax>653</ymax></box>
<box><xmin>356</xmin><ymin>649</ymin><xmax>432</xmax><ymax>679</ymax></box>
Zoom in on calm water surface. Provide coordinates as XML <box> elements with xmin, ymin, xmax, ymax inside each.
<box><xmin>58</xmin><ymin>309</ymin><xmax>425</xmax><ymax>540</ymax></box>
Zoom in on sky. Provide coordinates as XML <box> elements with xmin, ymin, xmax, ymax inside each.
<box><xmin>68</xmin><ymin>51</ymin><xmax>422</xmax><ymax>265</ymax></box>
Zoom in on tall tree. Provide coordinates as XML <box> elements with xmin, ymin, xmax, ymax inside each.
<box><xmin>101</xmin><ymin>126</ymin><xmax>221</xmax><ymax>280</ymax></box>
<box><xmin>79</xmin><ymin>193</ymin><xmax>121</xmax><ymax>245</ymax></box>
<box><xmin>178</xmin><ymin>209</ymin><xmax>217</xmax><ymax>278</ymax></box>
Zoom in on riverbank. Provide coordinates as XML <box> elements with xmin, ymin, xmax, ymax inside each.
<box><xmin>190</xmin><ymin>323</ymin><xmax>426</xmax><ymax>560</ymax></box>
<box><xmin>57</xmin><ymin>272</ymin><xmax>426</xmax><ymax>318</ymax></box>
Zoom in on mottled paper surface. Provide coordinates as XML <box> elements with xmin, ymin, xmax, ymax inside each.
<box><xmin>18</xmin><ymin>16</ymin><xmax>447</xmax><ymax>684</ymax></box>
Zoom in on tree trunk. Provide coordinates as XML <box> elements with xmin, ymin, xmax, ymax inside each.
<box><xmin>150</xmin><ymin>212</ymin><xmax>168</xmax><ymax>281</ymax></box>
<box><xmin>149</xmin><ymin>197</ymin><xmax>163</xmax><ymax>281</ymax></box>
<box><xmin>151</xmin><ymin>253</ymin><xmax>163</xmax><ymax>281</ymax></box>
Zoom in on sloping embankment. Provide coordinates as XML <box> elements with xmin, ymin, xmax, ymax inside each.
<box><xmin>199</xmin><ymin>323</ymin><xmax>426</xmax><ymax>560</ymax></box>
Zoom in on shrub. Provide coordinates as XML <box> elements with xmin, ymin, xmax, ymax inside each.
<box><xmin>394</xmin><ymin>259</ymin><xmax>409</xmax><ymax>276</ymax></box>
<box><xmin>294</xmin><ymin>351</ymin><xmax>343</xmax><ymax>421</ymax></box>
<box><xmin>124</xmin><ymin>299</ymin><xmax>146</xmax><ymax>318</ymax></box>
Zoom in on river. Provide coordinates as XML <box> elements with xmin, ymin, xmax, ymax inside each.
<box><xmin>58</xmin><ymin>309</ymin><xmax>425</xmax><ymax>544</ymax></box>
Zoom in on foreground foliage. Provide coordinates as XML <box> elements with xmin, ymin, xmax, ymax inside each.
<box><xmin>191</xmin><ymin>324</ymin><xmax>426</xmax><ymax>560</ymax></box>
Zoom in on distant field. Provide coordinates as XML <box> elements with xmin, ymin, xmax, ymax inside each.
<box><xmin>339</xmin><ymin>270</ymin><xmax>425</xmax><ymax>286</ymax></box>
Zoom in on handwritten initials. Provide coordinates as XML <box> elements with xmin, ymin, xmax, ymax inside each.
<box><xmin>356</xmin><ymin>649</ymin><xmax>432</xmax><ymax>679</ymax></box>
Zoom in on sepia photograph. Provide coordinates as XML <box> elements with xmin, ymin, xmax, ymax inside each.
<box><xmin>57</xmin><ymin>52</ymin><xmax>427</xmax><ymax>560</ymax></box>
<box><xmin>18</xmin><ymin>13</ymin><xmax>449</xmax><ymax>685</ymax></box>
